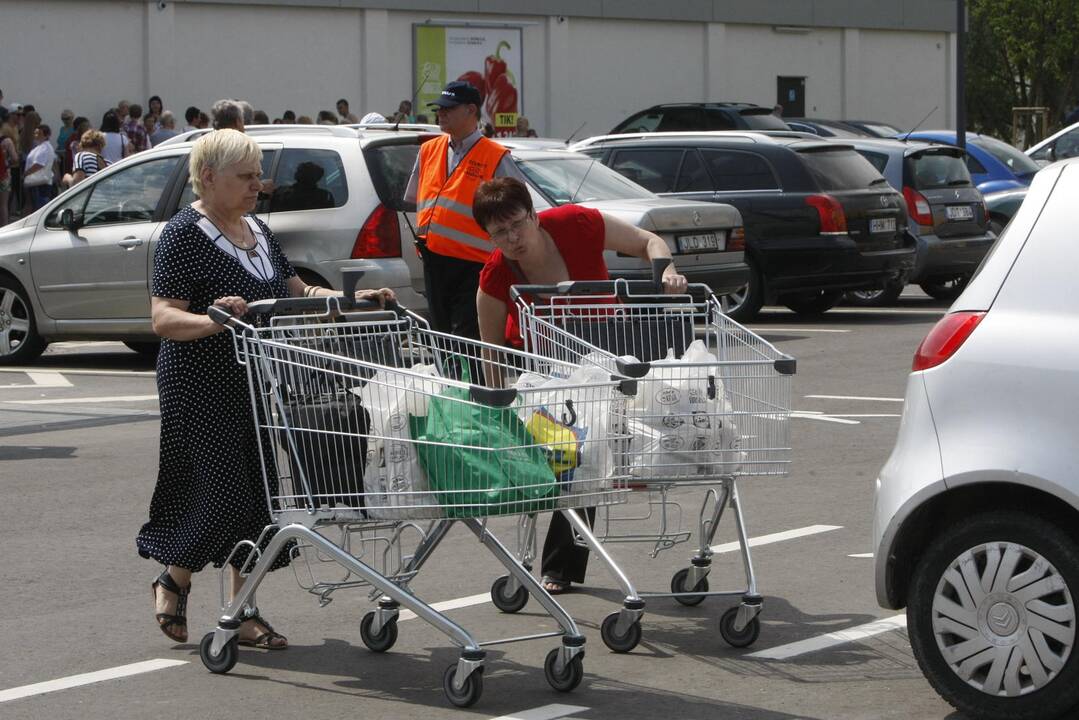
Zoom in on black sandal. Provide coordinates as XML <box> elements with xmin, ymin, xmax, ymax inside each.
<box><xmin>151</xmin><ymin>569</ymin><xmax>190</xmax><ymax>643</ymax></box>
<box><xmin>238</xmin><ymin>611</ymin><xmax>288</xmax><ymax>650</ymax></box>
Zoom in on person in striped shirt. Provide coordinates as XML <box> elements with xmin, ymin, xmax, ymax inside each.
<box><xmin>63</xmin><ymin>130</ymin><xmax>106</xmax><ymax>188</ymax></box>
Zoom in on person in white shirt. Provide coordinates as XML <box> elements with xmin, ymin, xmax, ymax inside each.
<box><xmin>24</xmin><ymin>124</ymin><xmax>57</xmax><ymax>210</ymax></box>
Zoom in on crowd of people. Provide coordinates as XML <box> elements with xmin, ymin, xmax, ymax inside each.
<box><xmin>0</xmin><ymin>88</ymin><xmax>539</xmax><ymax>227</ymax></box>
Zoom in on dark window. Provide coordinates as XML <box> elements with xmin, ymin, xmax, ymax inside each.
<box><xmin>740</xmin><ymin>111</ymin><xmax>790</xmax><ymax>130</ymax></box>
<box><xmin>269</xmin><ymin>148</ymin><xmax>348</xmax><ymax>212</ymax></box>
<box><xmin>366</xmin><ymin>144</ymin><xmax>421</xmax><ymax>210</ymax></box>
<box><xmin>674</xmin><ymin>150</ymin><xmax>712</xmax><ymax>192</ymax></box>
<box><xmin>855</xmin><ymin>150</ymin><xmax>890</xmax><ymax>174</ymax></box>
<box><xmin>965</xmin><ymin>153</ymin><xmax>988</xmax><ymax>175</ymax></box>
<box><xmin>79</xmin><ymin>157</ymin><xmax>180</xmax><ymax>227</ymax></box>
<box><xmin>617</xmin><ymin>110</ymin><xmax>662</xmax><ymax>133</ymax></box>
<box><xmin>1055</xmin><ymin>129</ymin><xmax>1079</xmax><ymax>159</ymax></box>
<box><xmin>654</xmin><ymin>107</ymin><xmax>706</xmax><ymax>132</ymax></box>
<box><xmin>700</xmin><ymin>149</ymin><xmax>780</xmax><ymax>191</ymax></box>
<box><xmin>179</xmin><ymin>149</ymin><xmax>275</xmax><ymax>211</ymax></box>
<box><xmin>703</xmin><ymin>109</ymin><xmax>737</xmax><ymax>131</ymax></box>
<box><xmin>609</xmin><ymin>149</ymin><xmax>683</xmax><ymax>193</ymax></box>
<box><xmin>971</xmin><ymin>136</ymin><xmax>1040</xmax><ymax>176</ymax></box>
<box><xmin>799</xmin><ymin>148</ymin><xmax>886</xmax><ymax>191</ymax></box>
<box><xmin>908</xmin><ymin>152</ymin><xmax>973</xmax><ymax>190</ymax></box>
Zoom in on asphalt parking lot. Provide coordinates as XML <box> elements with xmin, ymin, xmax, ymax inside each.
<box><xmin>0</xmin><ymin>292</ymin><xmax>963</xmax><ymax>720</ymax></box>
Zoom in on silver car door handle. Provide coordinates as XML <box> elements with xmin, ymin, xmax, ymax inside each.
<box><xmin>117</xmin><ymin>237</ymin><xmax>144</xmax><ymax>249</ymax></box>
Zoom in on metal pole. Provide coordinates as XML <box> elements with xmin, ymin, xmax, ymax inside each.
<box><xmin>956</xmin><ymin>0</ymin><xmax>966</xmax><ymax>150</ymax></box>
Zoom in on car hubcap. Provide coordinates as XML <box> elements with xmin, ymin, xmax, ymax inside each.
<box><xmin>0</xmin><ymin>288</ymin><xmax>30</xmax><ymax>356</ymax></box>
<box><xmin>849</xmin><ymin>289</ymin><xmax>884</xmax><ymax>301</ymax></box>
<box><xmin>933</xmin><ymin>541</ymin><xmax>1075</xmax><ymax>697</ymax></box>
<box><xmin>722</xmin><ymin>284</ymin><xmax>748</xmax><ymax>314</ymax></box>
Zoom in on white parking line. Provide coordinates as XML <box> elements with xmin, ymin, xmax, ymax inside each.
<box><xmin>0</xmin><ymin>659</ymin><xmax>187</xmax><ymax>703</ymax></box>
<box><xmin>791</xmin><ymin>412</ymin><xmax>860</xmax><ymax>425</ymax></box>
<box><xmin>747</xmin><ymin>614</ymin><xmax>907</xmax><ymax>660</ymax></box>
<box><xmin>710</xmin><ymin>524</ymin><xmax>842</xmax><ymax>554</ymax></box>
<box><xmin>488</xmin><ymin>704</ymin><xmax>590</xmax><ymax>720</ymax></box>
<box><xmin>0</xmin><ymin>371</ymin><xmax>74</xmax><ymax>389</ymax></box>
<box><xmin>398</xmin><ymin>593</ymin><xmax>492</xmax><ymax>622</ymax></box>
<box><xmin>805</xmin><ymin>394</ymin><xmax>904</xmax><ymax>402</ymax></box>
<box><xmin>826</xmin><ymin>414</ymin><xmax>901</xmax><ymax>419</ymax></box>
<box><xmin>4</xmin><ymin>395</ymin><xmax>159</xmax><ymax>405</ymax></box>
<box><xmin>747</xmin><ymin>327</ymin><xmax>851</xmax><ymax>334</ymax></box>
<box><xmin>848</xmin><ymin>553</ymin><xmax>874</xmax><ymax>558</ymax></box>
<box><xmin>0</xmin><ymin>368</ymin><xmax>156</xmax><ymax>377</ymax></box>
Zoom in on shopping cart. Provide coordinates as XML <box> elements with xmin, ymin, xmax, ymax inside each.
<box><xmin>199</xmin><ymin>293</ymin><xmax>630</xmax><ymax>707</ymax></box>
<box><xmin>493</xmin><ymin>259</ymin><xmax>795</xmax><ymax>652</ymax></box>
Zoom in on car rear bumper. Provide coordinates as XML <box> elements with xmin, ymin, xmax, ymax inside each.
<box><xmin>758</xmin><ymin>234</ymin><xmax>917</xmax><ymax>294</ymax></box>
<box><xmin>910</xmin><ymin>230</ymin><xmax>997</xmax><ymax>282</ymax></box>
<box><xmin>611</xmin><ymin>261</ymin><xmax>750</xmax><ymax>296</ymax></box>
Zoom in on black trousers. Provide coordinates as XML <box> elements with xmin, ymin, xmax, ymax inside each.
<box><xmin>420</xmin><ymin>245</ymin><xmax>484</xmax><ymax>340</ymax></box>
<box><xmin>540</xmin><ymin>507</ymin><xmax>596</xmax><ymax>584</ymax></box>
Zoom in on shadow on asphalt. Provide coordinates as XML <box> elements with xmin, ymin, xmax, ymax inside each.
<box><xmin>0</xmin><ymin>444</ymin><xmax>77</xmax><ymax>460</ymax></box>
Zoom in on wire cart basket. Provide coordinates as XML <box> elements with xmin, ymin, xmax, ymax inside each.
<box><xmin>198</xmin><ymin>293</ymin><xmax>630</xmax><ymax>707</ymax></box>
<box><xmin>496</xmin><ymin>260</ymin><xmax>795</xmax><ymax>652</ymax></box>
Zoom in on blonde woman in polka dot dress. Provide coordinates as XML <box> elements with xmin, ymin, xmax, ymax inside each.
<box><xmin>137</xmin><ymin>130</ymin><xmax>393</xmax><ymax>649</ymax></box>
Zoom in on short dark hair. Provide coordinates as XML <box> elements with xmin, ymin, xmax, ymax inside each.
<box><xmin>337</xmin><ymin>98</ymin><xmax>349</xmax><ymax>108</ymax></box>
<box><xmin>38</xmin><ymin>123</ymin><xmax>52</xmax><ymax>138</ymax></box>
<box><xmin>185</xmin><ymin>106</ymin><xmax>200</xmax><ymax>124</ymax></box>
<box><xmin>283</xmin><ymin>110</ymin><xmax>296</xmax><ymax>122</ymax></box>
<box><xmin>128</xmin><ymin>103</ymin><xmax>143</xmax><ymax>119</ymax></box>
<box><xmin>100</xmin><ymin>111</ymin><xmax>121</xmax><ymax>133</ymax></box>
<box><xmin>253</xmin><ymin>110</ymin><xmax>269</xmax><ymax>125</ymax></box>
<box><xmin>472</xmin><ymin>177</ymin><xmax>534</xmax><ymax>232</ymax></box>
<box><xmin>73</xmin><ymin>116</ymin><xmax>89</xmax><ymax>132</ymax></box>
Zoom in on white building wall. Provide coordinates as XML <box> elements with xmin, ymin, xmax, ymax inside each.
<box><xmin>0</xmin><ymin>1</ymin><xmax>956</xmax><ymax>141</ymax></box>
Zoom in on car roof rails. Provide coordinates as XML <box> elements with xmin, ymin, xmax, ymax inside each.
<box><xmin>571</xmin><ymin>131</ymin><xmax>766</xmax><ymax>149</ymax></box>
<box><xmin>347</xmin><ymin>122</ymin><xmax>442</xmax><ymax>133</ymax></box>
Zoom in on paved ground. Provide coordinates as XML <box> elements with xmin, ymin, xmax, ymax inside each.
<box><xmin>0</xmin><ymin>293</ymin><xmax>965</xmax><ymax>720</ymax></box>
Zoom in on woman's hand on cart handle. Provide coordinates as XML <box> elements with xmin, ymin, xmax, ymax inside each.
<box><xmin>353</xmin><ymin>287</ymin><xmax>396</xmax><ymax>309</ymax></box>
<box><xmin>208</xmin><ymin>304</ymin><xmax>242</xmax><ymax>328</ymax></box>
<box><xmin>212</xmin><ymin>296</ymin><xmax>248</xmax><ymax>318</ymax></box>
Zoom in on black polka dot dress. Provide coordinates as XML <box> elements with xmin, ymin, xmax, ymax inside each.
<box><xmin>137</xmin><ymin>206</ymin><xmax>295</xmax><ymax>572</ymax></box>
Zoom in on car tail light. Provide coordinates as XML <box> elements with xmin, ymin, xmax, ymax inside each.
<box><xmin>728</xmin><ymin>227</ymin><xmax>745</xmax><ymax>251</ymax></box>
<box><xmin>352</xmin><ymin>204</ymin><xmax>401</xmax><ymax>258</ymax></box>
<box><xmin>903</xmin><ymin>186</ymin><xmax>934</xmax><ymax>226</ymax></box>
<box><xmin>912</xmin><ymin>311</ymin><xmax>985</xmax><ymax>371</ymax></box>
<box><xmin>805</xmin><ymin>194</ymin><xmax>848</xmax><ymax>235</ymax></box>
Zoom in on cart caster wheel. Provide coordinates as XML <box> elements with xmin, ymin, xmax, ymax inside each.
<box><xmin>719</xmin><ymin>607</ymin><xmax>761</xmax><ymax>648</ymax></box>
<box><xmin>443</xmin><ymin>664</ymin><xmax>483</xmax><ymax>708</ymax></box>
<box><xmin>360</xmin><ymin>611</ymin><xmax>398</xmax><ymax>653</ymax></box>
<box><xmin>544</xmin><ymin>648</ymin><xmax>584</xmax><ymax>692</ymax></box>
<box><xmin>601</xmin><ymin>612</ymin><xmax>642</xmax><ymax>653</ymax></box>
<box><xmin>670</xmin><ymin>567</ymin><xmax>709</xmax><ymax>606</ymax></box>
<box><xmin>199</xmin><ymin>632</ymin><xmax>238</xmax><ymax>674</ymax></box>
<box><xmin>490</xmin><ymin>575</ymin><xmax>529</xmax><ymax>614</ymax></box>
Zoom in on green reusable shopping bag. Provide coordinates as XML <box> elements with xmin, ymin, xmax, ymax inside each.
<box><xmin>409</xmin><ymin>383</ymin><xmax>558</xmax><ymax>518</ymax></box>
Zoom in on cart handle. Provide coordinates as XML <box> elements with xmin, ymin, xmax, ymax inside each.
<box><xmin>207</xmin><ymin>295</ymin><xmax>396</xmax><ymax>329</ymax></box>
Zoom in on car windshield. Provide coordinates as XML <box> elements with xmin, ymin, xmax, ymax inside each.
<box><xmin>515</xmin><ymin>155</ymin><xmax>656</xmax><ymax>205</ymax></box>
<box><xmin>972</xmin><ymin>136</ymin><xmax>1041</xmax><ymax>176</ymax></box>
<box><xmin>909</xmin><ymin>151</ymin><xmax>973</xmax><ymax>189</ymax></box>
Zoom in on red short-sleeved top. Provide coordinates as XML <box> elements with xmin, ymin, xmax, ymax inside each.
<box><xmin>479</xmin><ymin>204</ymin><xmax>609</xmax><ymax>347</ymax></box>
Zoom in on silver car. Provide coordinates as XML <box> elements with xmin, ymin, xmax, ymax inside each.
<box><xmin>0</xmin><ymin>127</ymin><xmax>745</xmax><ymax>364</ymax></box>
<box><xmin>874</xmin><ymin>158</ymin><xmax>1079</xmax><ymax>719</ymax></box>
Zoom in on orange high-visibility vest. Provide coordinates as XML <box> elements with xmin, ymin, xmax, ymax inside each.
<box><xmin>415</xmin><ymin>134</ymin><xmax>507</xmax><ymax>263</ymax></box>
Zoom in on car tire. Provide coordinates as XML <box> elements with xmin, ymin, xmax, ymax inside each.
<box><xmin>844</xmin><ymin>278</ymin><xmax>905</xmax><ymax>307</ymax></box>
<box><xmin>989</xmin><ymin>218</ymin><xmax>1007</xmax><ymax>237</ymax></box>
<box><xmin>719</xmin><ymin>258</ymin><xmax>765</xmax><ymax>322</ymax></box>
<box><xmin>781</xmin><ymin>289</ymin><xmax>844</xmax><ymax>316</ymax></box>
<box><xmin>0</xmin><ymin>275</ymin><xmax>47</xmax><ymax>365</ymax></box>
<box><xmin>907</xmin><ymin>511</ymin><xmax>1079</xmax><ymax>720</ymax></box>
<box><xmin>919</xmin><ymin>275</ymin><xmax>969</xmax><ymax>301</ymax></box>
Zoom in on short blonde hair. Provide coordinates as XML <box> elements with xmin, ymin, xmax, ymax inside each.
<box><xmin>80</xmin><ymin>129</ymin><xmax>106</xmax><ymax>151</ymax></box>
<box><xmin>188</xmin><ymin>129</ymin><xmax>261</xmax><ymax>196</ymax></box>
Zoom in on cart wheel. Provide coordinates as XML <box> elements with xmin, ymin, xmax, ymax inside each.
<box><xmin>199</xmin><ymin>632</ymin><xmax>238</xmax><ymax>674</ymax></box>
<box><xmin>600</xmin><ymin>612</ymin><xmax>642</xmax><ymax>653</ymax></box>
<box><xmin>670</xmin><ymin>567</ymin><xmax>709</xmax><ymax>607</ymax></box>
<box><xmin>544</xmin><ymin>647</ymin><xmax>584</xmax><ymax>692</ymax></box>
<box><xmin>490</xmin><ymin>575</ymin><xmax>529</xmax><ymax>614</ymax></box>
<box><xmin>360</xmin><ymin>611</ymin><xmax>398</xmax><ymax>653</ymax></box>
<box><xmin>443</xmin><ymin>664</ymin><xmax>484</xmax><ymax>708</ymax></box>
<box><xmin>719</xmin><ymin>606</ymin><xmax>761</xmax><ymax>648</ymax></box>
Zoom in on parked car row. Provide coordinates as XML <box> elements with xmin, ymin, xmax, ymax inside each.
<box><xmin>0</xmin><ymin>124</ymin><xmax>747</xmax><ymax>364</ymax></box>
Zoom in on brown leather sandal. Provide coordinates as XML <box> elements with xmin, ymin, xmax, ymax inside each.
<box><xmin>238</xmin><ymin>611</ymin><xmax>288</xmax><ymax>650</ymax></box>
<box><xmin>151</xmin><ymin>569</ymin><xmax>190</xmax><ymax>643</ymax></box>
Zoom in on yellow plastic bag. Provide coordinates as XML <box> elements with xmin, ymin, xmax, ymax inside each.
<box><xmin>527</xmin><ymin>407</ymin><xmax>583</xmax><ymax>477</ymax></box>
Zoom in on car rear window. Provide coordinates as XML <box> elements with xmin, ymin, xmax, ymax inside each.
<box><xmin>740</xmin><ymin>110</ymin><xmax>790</xmax><ymax>130</ymax></box>
<box><xmin>799</xmin><ymin>148</ymin><xmax>887</xmax><ymax>190</ymax></box>
<box><xmin>269</xmin><ymin>148</ymin><xmax>348</xmax><ymax>212</ymax></box>
<box><xmin>972</xmin><ymin>136</ymin><xmax>1040</xmax><ymax>176</ymax></box>
<box><xmin>365</xmin><ymin>143</ymin><xmax>420</xmax><ymax>210</ymax></box>
<box><xmin>855</xmin><ymin>150</ymin><xmax>890</xmax><ymax>174</ymax></box>
<box><xmin>908</xmin><ymin>151</ymin><xmax>973</xmax><ymax>189</ymax></box>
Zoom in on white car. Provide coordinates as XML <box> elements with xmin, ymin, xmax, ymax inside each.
<box><xmin>874</xmin><ymin>159</ymin><xmax>1079</xmax><ymax>719</ymax></box>
<box><xmin>1026</xmin><ymin>121</ymin><xmax>1079</xmax><ymax>167</ymax></box>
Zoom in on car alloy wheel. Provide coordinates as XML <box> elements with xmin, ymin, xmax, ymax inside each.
<box><xmin>908</xmin><ymin>512</ymin><xmax>1079</xmax><ymax>720</ymax></box>
<box><xmin>0</xmin><ymin>277</ymin><xmax>47</xmax><ymax>364</ymax></box>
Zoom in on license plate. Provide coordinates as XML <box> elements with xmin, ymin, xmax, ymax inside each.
<box><xmin>946</xmin><ymin>205</ymin><xmax>974</xmax><ymax>221</ymax></box>
<box><xmin>869</xmin><ymin>217</ymin><xmax>897</xmax><ymax>234</ymax></box>
<box><xmin>676</xmin><ymin>232</ymin><xmax>722</xmax><ymax>253</ymax></box>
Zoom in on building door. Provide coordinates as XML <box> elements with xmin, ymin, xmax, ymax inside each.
<box><xmin>777</xmin><ymin>76</ymin><xmax>806</xmax><ymax>118</ymax></box>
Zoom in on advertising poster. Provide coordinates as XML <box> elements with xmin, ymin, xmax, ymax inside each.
<box><xmin>414</xmin><ymin>24</ymin><xmax>523</xmax><ymax>135</ymax></box>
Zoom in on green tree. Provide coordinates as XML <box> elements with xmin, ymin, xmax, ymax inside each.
<box><xmin>966</xmin><ymin>0</ymin><xmax>1079</xmax><ymax>145</ymax></box>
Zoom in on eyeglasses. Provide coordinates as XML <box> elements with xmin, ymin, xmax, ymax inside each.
<box><xmin>487</xmin><ymin>214</ymin><xmax>531</xmax><ymax>242</ymax></box>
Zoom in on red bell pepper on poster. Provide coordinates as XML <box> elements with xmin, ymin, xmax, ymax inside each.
<box><xmin>483</xmin><ymin>41</ymin><xmax>517</xmax><ymax>126</ymax></box>
<box><xmin>457</xmin><ymin>71</ymin><xmax>486</xmax><ymax>102</ymax></box>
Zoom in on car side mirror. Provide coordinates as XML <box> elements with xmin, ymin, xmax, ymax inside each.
<box><xmin>59</xmin><ymin>208</ymin><xmax>82</xmax><ymax>232</ymax></box>
<box><xmin>1045</xmin><ymin>145</ymin><xmax>1057</xmax><ymax>163</ymax></box>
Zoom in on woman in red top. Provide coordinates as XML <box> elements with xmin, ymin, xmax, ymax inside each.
<box><xmin>474</xmin><ymin>177</ymin><xmax>687</xmax><ymax>594</ymax></box>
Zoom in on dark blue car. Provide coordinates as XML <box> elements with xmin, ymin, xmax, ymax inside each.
<box><xmin>901</xmin><ymin>131</ymin><xmax>1039</xmax><ymax>194</ymax></box>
